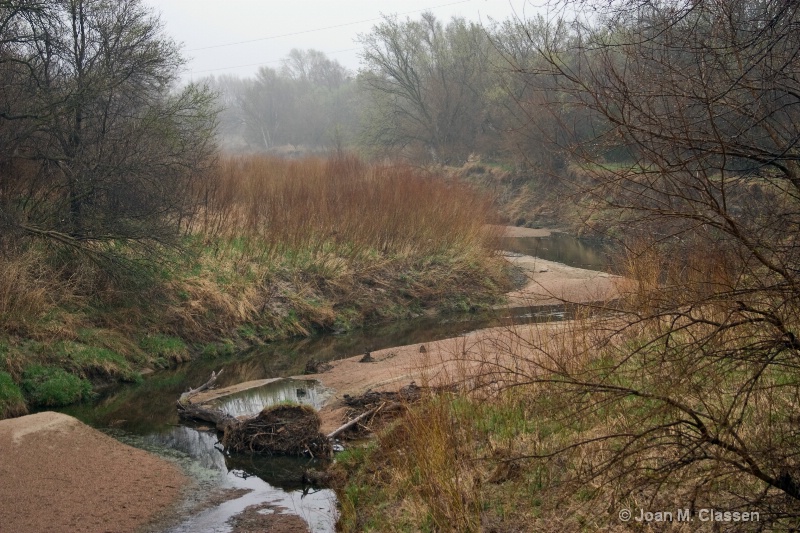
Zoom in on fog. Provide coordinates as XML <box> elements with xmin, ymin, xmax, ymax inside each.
<box><xmin>143</xmin><ymin>0</ymin><xmax>530</xmax><ymax>79</ymax></box>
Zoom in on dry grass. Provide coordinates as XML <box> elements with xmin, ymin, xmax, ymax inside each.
<box><xmin>158</xmin><ymin>153</ymin><xmax>509</xmax><ymax>341</ymax></box>
<box><xmin>196</xmin><ymin>154</ymin><xmax>500</xmax><ymax>262</ymax></box>
<box><xmin>0</xmin><ymin>153</ymin><xmax>510</xmax><ymax>416</ymax></box>
<box><xmin>0</xmin><ymin>250</ymin><xmax>63</xmax><ymax>335</ymax></box>
<box><xmin>335</xmin><ymin>240</ymin><xmax>800</xmax><ymax>532</ymax></box>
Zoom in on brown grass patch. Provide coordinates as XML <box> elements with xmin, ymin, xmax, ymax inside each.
<box><xmin>195</xmin><ymin>154</ymin><xmax>501</xmax><ymax>262</ymax></box>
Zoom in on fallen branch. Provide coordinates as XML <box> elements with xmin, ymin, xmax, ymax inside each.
<box><xmin>178</xmin><ymin>369</ymin><xmax>223</xmax><ymax>405</ymax></box>
<box><xmin>327</xmin><ymin>402</ymin><xmax>398</xmax><ymax>439</ymax></box>
<box><xmin>177</xmin><ymin>401</ymin><xmax>239</xmax><ymax>432</ymax></box>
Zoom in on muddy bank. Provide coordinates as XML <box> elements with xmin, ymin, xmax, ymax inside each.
<box><xmin>0</xmin><ymin>412</ymin><xmax>187</xmax><ymax>533</ymax></box>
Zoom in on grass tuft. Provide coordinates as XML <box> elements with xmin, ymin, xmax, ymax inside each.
<box><xmin>0</xmin><ymin>371</ymin><xmax>27</xmax><ymax>418</ymax></box>
<box><xmin>21</xmin><ymin>365</ymin><xmax>93</xmax><ymax>407</ymax></box>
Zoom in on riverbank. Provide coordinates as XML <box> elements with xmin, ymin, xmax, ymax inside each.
<box><xmin>0</xmin><ymin>155</ymin><xmax>510</xmax><ymax>420</ymax></box>
<box><xmin>0</xmin><ymin>412</ymin><xmax>187</xmax><ymax>533</ymax></box>
<box><xmin>303</xmin><ymin>254</ymin><xmax>621</xmax><ymax>433</ymax></box>
<box><xmin>0</xmin><ymin>228</ymin><xmax>618</xmax><ymax>532</ymax></box>
<box><xmin>192</xmin><ymin>246</ymin><xmax>623</xmax><ymax>434</ymax></box>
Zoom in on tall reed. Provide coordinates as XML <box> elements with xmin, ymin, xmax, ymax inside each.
<box><xmin>195</xmin><ymin>154</ymin><xmax>499</xmax><ymax>263</ymax></box>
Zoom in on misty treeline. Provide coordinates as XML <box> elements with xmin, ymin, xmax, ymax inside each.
<box><xmin>0</xmin><ymin>0</ymin><xmax>216</xmax><ymax>260</ymax></box>
<box><xmin>205</xmin><ymin>9</ymin><xmax>664</xmax><ymax>169</ymax></box>
<box><xmin>205</xmin><ymin>49</ymin><xmax>359</xmax><ymax>154</ymax></box>
<box><xmin>204</xmin><ymin>13</ymin><xmax>574</xmax><ymax>166</ymax></box>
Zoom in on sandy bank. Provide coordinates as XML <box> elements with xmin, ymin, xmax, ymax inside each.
<box><xmin>303</xmin><ymin>316</ymin><xmax>598</xmax><ymax>435</ymax></box>
<box><xmin>305</xmin><ymin>240</ymin><xmax>625</xmax><ymax>433</ymax></box>
<box><xmin>502</xmin><ymin>253</ymin><xmax>621</xmax><ymax>307</ymax></box>
<box><xmin>492</xmin><ymin>225</ymin><xmax>554</xmax><ymax>238</ymax></box>
<box><xmin>0</xmin><ymin>412</ymin><xmax>187</xmax><ymax>533</ymax></box>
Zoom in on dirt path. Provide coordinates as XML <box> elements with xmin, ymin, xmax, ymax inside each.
<box><xmin>0</xmin><ymin>412</ymin><xmax>187</xmax><ymax>533</ymax></box>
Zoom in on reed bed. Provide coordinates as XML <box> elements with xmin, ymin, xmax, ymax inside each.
<box><xmin>195</xmin><ymin>154</ymin><xmax>499</xmax><ymax>263</ymax></box>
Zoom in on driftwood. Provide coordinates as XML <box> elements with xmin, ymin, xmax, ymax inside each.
<box><xmin>178</xmin><ymin>369</ymin><xmax>223</xmax><ymax>404</ymax></box>
<box><xmin>328</xmin><ymin>403</ymin><xmax>385</xmax><ymax>439</ymax></box>
<box><xmin>176</xmin><ymin>401</ymin><xmax>238</xmax><ymax>432</ymax></box>
<box><xmin>342</xmin><ymin>381</ymin><xmax>422</xmax><ymax>408</ymax></box>
<box><xmin>334</xmin><ymin>382</ymin><xmax>459</xmax><ymax>439</ymax></box>
<box><xmin>175</xmin><ymin>369</ymin><xmax>238</xmax><ymax>431</ymax></box>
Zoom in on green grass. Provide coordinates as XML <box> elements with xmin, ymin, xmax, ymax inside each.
<box><xmin>200</xmin><ymin>340</ymin><xmax>239</xmax><ymax>359</ymax></box>
<box><xmin>0</xmin><ymin>371</ymin><xmax>27</xmax><ymax>418</ymax></box>
<box><xmin>21</xmin><ymin>365</ymin><xmax>92</xmax><ymax>407</ymax></box>
<box><xmin>139</xmin><ymin>334</ymin><xmax>190</xmax><ymax>364</ymax></box>
<box><xmin>53</xmin><ymin>341</ymin><xmax>141</xmax><ymax>383</ymax></box>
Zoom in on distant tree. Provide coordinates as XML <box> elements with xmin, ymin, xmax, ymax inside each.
<box><xmin>206</xmin><ymin>49</ymin><xmax>358</xmax><ymax>153</ymax></box>
<box><xmin>490</xmin><ymin>15</ymin><xmax>580</xmax><ymax>171</ymax></box>
<box><xmin>239</xmin><ymin>67</ymin><xmax>293</xmax><ymax>150</ymax></box>
<box><xmin>0</xmin><ymin>0</ymin><xmax>217</xmax><ymax>259</ymax></box>
<box><xmin>358</xmin><ymin>13</ymin><xmax>499</xmax><ymax>164</ymax></box>
<box><xmin>203</xmin><ymin>74</ymin><xmax>249</xmax><ymax>151</ymax></box>
<box><xmin>281</xmin><ymin>48</ymin><xmax>348</xmax><ymax>89</ymax></box>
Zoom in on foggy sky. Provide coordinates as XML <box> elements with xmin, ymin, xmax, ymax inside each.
<box><xmin>143</xmin><ymin>0</ymin><xmax>534</xmax><ymax>80</ymax></box>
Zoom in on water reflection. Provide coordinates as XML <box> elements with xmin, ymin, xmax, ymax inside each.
<box><xmin>499</xmin><ymin>232</ymin><xmax>616</xmax><ymax>272</ymax></box>
<box><xmin>143</xmin><ymin>426</ymin><xmax>227</xmax><ymax>472</ymax></box>
<box><xmin>166</xmin><ymin>475</ymin><xmax>336</xmax><ymax>533</ymax></box>
<box><xmin>210</xmin><ymin>379</ymin><xmax>329</xmax><ymax>417</ymax></box>
<box><xmin>101</xmin><ymin>379</ymin><xmax>339</xmax><ymax>532</ymax></box>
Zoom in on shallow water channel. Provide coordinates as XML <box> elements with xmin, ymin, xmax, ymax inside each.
<box><xmin>58</xmin><ymin>232</ymin><xmax>612</xmax><ymax>532</ymax></box>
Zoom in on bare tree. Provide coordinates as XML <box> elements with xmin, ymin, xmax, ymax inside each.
<box><xmin>0</xmin><ymin>0</ymin><xmax>217</xmax><ymax>261</ymax></box>
<box><xmin>358</xmin><ymin>13</ymin><xmax>499</xmax><ymax>164</ymax></box>
<box><xmin>498</xmin><ymin>0</ymin><xmax>800</xmax><ymax>526</ymax></box>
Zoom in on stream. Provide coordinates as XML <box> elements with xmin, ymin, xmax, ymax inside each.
<box><xmin>57</xmin><ymin>231</ymin><xmax>613</xmax><ymax>532</ymax></box>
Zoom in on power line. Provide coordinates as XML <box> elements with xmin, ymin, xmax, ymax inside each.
<box><xmin>185</xmin><ymin>0</ymin><xmax>473</xmax><ymax>52</ymax></box>
<box><xmin>190</xmin><ymin>47</ymin><xmax>359</xmax><ymax>75</ymax></box>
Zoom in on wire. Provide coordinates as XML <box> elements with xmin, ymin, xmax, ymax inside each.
<box><xmin>185</xmin><ymin>0</ymin><xmax>473</xmax><ymax>52</ymax></box>
<box><xmin>190</xmin><ymin>47</ymin><xmax>359</xmax><ymax>74</ymax></box>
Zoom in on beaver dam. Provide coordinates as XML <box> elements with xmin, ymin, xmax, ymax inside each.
<box><xmin>176</xmin><ymin>372</ymin><xmax>432</xmax><ymax>458</ymax></box>
<box><xmin>175</xmin><ymin>374</ymin><xmax>326</xmax><ymax>455</ymax></box>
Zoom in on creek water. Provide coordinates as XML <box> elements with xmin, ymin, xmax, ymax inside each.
<box><xmin>499</xmin><ymin>232</ymin><xmax>617</xmax><ymax>273</ymax></box>
<box><xmin>57</xmin><ymin>231</ymin><xmax>611</xmax><ymax>532</ymax></box>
